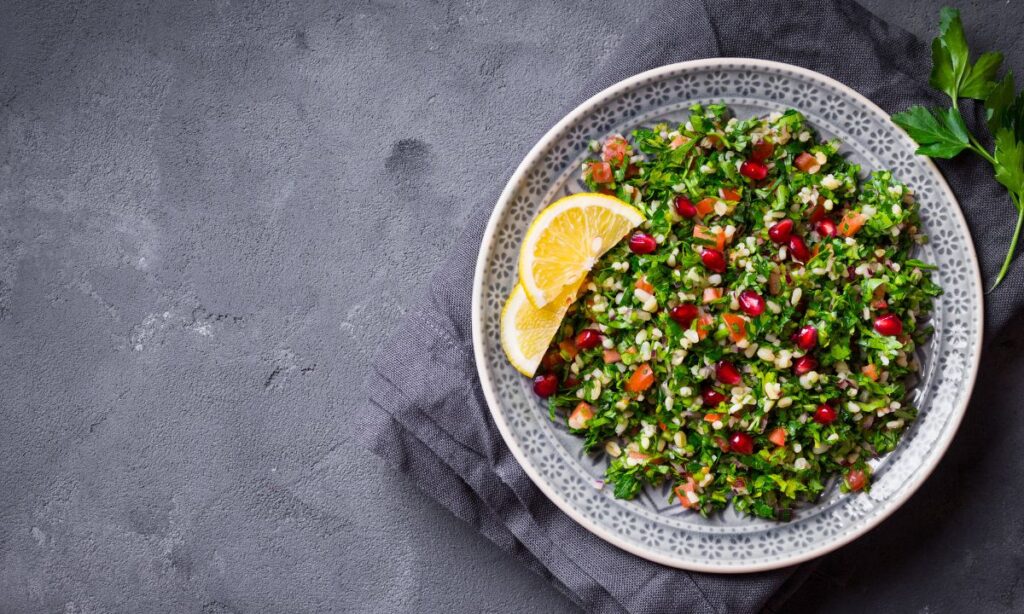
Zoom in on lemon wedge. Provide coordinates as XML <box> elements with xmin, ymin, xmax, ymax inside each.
<box><xmin>500</xmin><ymin>280</ymin><xmax>584</xmax><ymax>376</ymax></box>
<box><xmin>518</xmin><ymin>193</ymin><xmax>644</xmax><ymax>308</ymax></box>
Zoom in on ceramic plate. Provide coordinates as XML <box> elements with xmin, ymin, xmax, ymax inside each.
<box><xmin>471</xmin><ymin>59</ymin><xmax>983</xmax><ymax>572</ymax></box>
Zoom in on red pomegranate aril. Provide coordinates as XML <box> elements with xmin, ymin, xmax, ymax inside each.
<box><xmin>768</xmin><ymin>219</ymin><xmax>794</xmax><ymax>244</ymax></box>
<box><xmin>751</xmin><ymin>140</ymin><xmax>774</xmax><ymax>162</ymax></box>
<box><xmin>789</xmin><ymin>235</ymin><xmax>811</xmax><ymax>262</ymax></box>
<box><xmin>564</xmin><ymin>374</ymin><xmax>579</xmax><ymax>388</ymax></box>
<box><xmin>728</xmin><ymin>432</ymin><xmax>755</xmax><ymax>455</ymax></box>
<box><xmin>816</xmin><ymin>218</ymin><xmax>838</xmax><ymax>238</ymax></box>
<box><xmin>575</xmin><ymin>329</ymin><xmax>602</xmax><ymax>351</ymax></box>
<box><xmin>740</xmin><ymin>160</ymin><xmax>769</xmax><ymax>180</ymax></box>
<box><xmin>814</xmin><ymin>403</ymin><xmax>838</xmax><ymax>425</ymax></box>
<box><xmin>738</xmin><ymin>290</ymin><xmax>766</xmax><ymax>316</ymax></box>
<box><xmin>674</xmin><ymin>196</ymin><xmax>698</xmax><ymax>218</ymax></box>
<box><xmin>629</xmin><ymin>232</ymin><xmax>657</xmax><ymax>254</ymax></box>
<box><xmin>793</xmin><ymin>355</ymin><xmax>818</xmax><ymax>375</ymax></box>
<box><xmin>669</xmin><ymin>303</ymin><xmax>699</xmax><ymax>327</ymax></box>
<box><xmin>845</xmin><ymin>468</ymin><xmax>867</xmax><ymax>491</ymax></box>
<box><xmin>700</xmin><ymin>247</ymin><xmax>727</xmax><ymax>273</ymax></box>
<box><xmin>794</xmin><ymin>325</ymin><xmax>818</xmax><ymax>351</ymax></box>
<box><xmin>532</xmin><ymin>374</ymin><xmax>559</xmax><ymax>398</ymax></box>
<box><xmin>873</xmin><ymin>313</ymin><xmax>903</xmax><ymax>336</ymax></box>
<box><xmin>716</xmin><ymin>360</ymin><xmax>743</xmax><ymax>386</ymax></box>
<box><xmin>701</xmin><ymin>386</ymin><xmax>726</xmax><ymax>406</ymax></box>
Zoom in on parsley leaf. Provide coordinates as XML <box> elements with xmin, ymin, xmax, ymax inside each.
<box><xmin>960</xmin><ymin>51</ymin><xmax>1004</xmax><ymax>99</ymax></box>
<box><xmin>994</xmin><ymin>128</ymin><xmax>1024</xmax><ymax>195</ymax></box>
<box><xmin>986</xmin><ymin>72</ymin><xmax>1017</xmax><ymax>133</ymax></box>
<box><xmin>930</xmin><ymin>8</ymin><xmax>1001</xmax><ymax>101</ymax></box>
<box><xmin>891</xmin><ymin>105</ymin><xmax>969</xmax><ymax>158</ymax></box>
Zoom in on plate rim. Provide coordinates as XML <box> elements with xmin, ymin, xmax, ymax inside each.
<box><xmin>470</xmin><ymin>57</ymin><xmax>984</xmax><ymax>573</ymax></box>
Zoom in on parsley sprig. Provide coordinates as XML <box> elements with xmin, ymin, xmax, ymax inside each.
<box><xmin>892</xmin><ymin>7</ymin><xmax>1024</xmax><ymax>290</ymax></box>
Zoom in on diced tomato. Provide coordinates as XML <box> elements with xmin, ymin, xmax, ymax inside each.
<box><xmin>658</xmin><ymin>421</ymin><xmax>668</xmax><ymax>431</ymax></box>
<box><xmin>669</xmin><ymin>134</ymin><xmax>690</xmax><ymax>149</ymax></box>
<box><xmin>751</xmin><ymin>140</ymin><xmax>774</xmax><ymax>162</ymax></box>
<box><xmin>601</xmin><ymin>137</ymin><xmax>629</xmax><ymax>165</ymax></box>
<box><xmin>634</xmin><ymin>277</ymin><xmax>654</xmax><ymax>294</ymax></box>
<box><xmin>839</xmin><ymin>211</ymin><xmax>867</xmax><ymax>236</ymax></box>
<box><xmin>703</xmin><ymin>287</ymin><xmax>723</xmax><ymax>304</ymax></box>
<box><xmin>794</xmin><ymin>152</ymin><xmax>818</xmax><ymax>173</ymax></box>
<box><xmin>768</xmin><ymin>427</ymin><xmax>787</xmax><ymax>447</ymax></box>
<box><xmin>568</xmin><ymin>402</ymin><xmax>594</xmax><ymax>429</ymax></box>
<box><xmin>695</xmin><ymin>197</ymin><xmax>717</xmax><ymax>217</ymax></box>
<box><xmin>712</xmin><ymin>436</ymin><xmax>730</xmax><ymax>452</ymax></box>
<box><xmin>603</xmin><ymin>349</ymin><xmax>621</xmax><ymax>364</ymax></box>
<box><xmin>695</xmin><ymin>314</ymin><xmax>715</xmax><ymax>340</ymax></box>
<box><xmin>559</xmin><ymin>339</ymin><xmax>578</xmax><ymax>359</ymax></box>
<box><xmin>628</xmin><ymin>449</ymin><xmax>650</xmax><ymax>463</ymax></box>
<box><xmin>861</xmin><ymin>363</ymin><xmax>880</xmax><ymax>381</ymax></box>
<box><xmin>674</xmin><ymin>476</ymin><xmax>698</xmax><ymax>509</ymax></box>
<box><xmin>720</xmin><ymin>187</ymin><xmax>741</xmax><ymax>202</ymax></box>
<box><xmin>705</xmin><ymin>134</ymin><xmax>723</xmax><ymax>149</ymax></box>
<box><xmin>589</xmin><ymin>161</ymin><xmax>613</xmax><ymax>183</ymax></box>
<box><xmin>693</xmin><ymin>225</ymin><xmax>726</xmax><ymax>251</ymax></box>
<box><xmin>722</xmin><ymin>312</ymin><xmax>747</xmax><ymax>342</ymax></box>
<box><xmin>704</xmin><ymin>413</ymin><xmax>721</xmax><ymax>423</ymax></box>
<box><xmin>845</xmin><ymin>468</ymin><xmax>867</xmax><ymax>491</ymax></box>
<box><xmin>625</xmin><ymin>363</ymin><xmax>655</xmax><ymax>392</ymax></box>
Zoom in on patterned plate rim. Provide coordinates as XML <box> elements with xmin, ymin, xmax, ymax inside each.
<box><xmin>471</xmin><ymin>58</ymin><xmax>984</xmax><ymax>572</ymax></box>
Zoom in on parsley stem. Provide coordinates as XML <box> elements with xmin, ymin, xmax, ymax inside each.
<box><xmin>968</xmin><ymin>138</ymin><xmax>997</xmax><ymax>166</ymax></box>
<box><xmin>992</xmin><ymin>191</ymin><xmax>1024</xmax><ymax>290</ymax></box>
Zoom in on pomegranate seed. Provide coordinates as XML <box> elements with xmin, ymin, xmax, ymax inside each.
<box><xmin>700</xmin><ymin>247</ymin><xmax>727</xmax><ymax>273</ymax></box>
<box><xmin>816</xmin><ymin>219</ymin><xmax>838</xmax><ymax>238</ymax></box>
<box><xmin>629</xmin><ymin>232</ymin><xmax>657</xmax><ymax>254</ymax></box>
<box><xmin>873</xmin><ymin>313</ymin><xmax>903</xmax><ymax>336</ymax></box>
<box><xmin>716</xmin><ymin>360</ymin><xmax>743</xmax><ymax>386</ymax></box>
<box><xmin>788</xmin><ymin>235</ymin><xmax>811</xmax><ymax>262</ymax></box>
<box><xmin>701</xmin><ymin>386</ymin><xmax>725</xmax><ymax>406</ymax></box>
<box><xmin>768</xmin><ymin>219</ymin><xmax>793</xmax><ymax>244</ymax></box>
<box><xmin>740</xmin><ymin>160</ymin><xmax>769</xmax><ymax>180</ymax></box>
<box><xmin>669</xmin><ymin>303</ymin><xmax>699</xmax><ymax>327</ymax></box>
<box><xmin>564</xmin><ymin>374</ymin><xmax>579</xmax><ymax>388</ymax></box>
<box><xmin>845</xmin><ymin>469</ymin><xmax>867</xmax><ymax>491</ymax></box>
<box><xmin>814</xmin><ymin>403</ymin><xmax>838</xmax><ymax>425</ymax></box>
<box><xmin>728</xmin><ymin>432</ymin><xmax>754</xmax><ymax>455</ymax></box>
<box><xmin>751</xmin><ymin>141</ymin><xmax>774</xmax><ymax>162</ymax></box>
<box><xmin>793</xmin><ymin>355</ymin><xmax>818</xmax><ymax>375</ymax></box>
<box><xmin>533</xmin><ymin>374</ymin><xmax>558</xmax><ymax>398</ymax></box>
<box><xmin>674</xmin><ymin>196</ymin><xmax>697</xmax><ymax>218</ymax></box>
<box><xmin>575</xmin><ymin>329</ymin><xmax>602</xmax><ymax>350</ymax></box>
<box><xmin>738</xmin><ymin>290</ymin><xmax>765</xmax><ymax>316</ymax></box>
<box><xmin>794</xmin><ymin>325</ymin><xmax>818</xmax><ymax>351</ymax></box>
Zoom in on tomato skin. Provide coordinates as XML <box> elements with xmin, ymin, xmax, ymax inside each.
<box><xmin>590</xmin><ymin>161</ymin><xmax>613</xmax><ymax>183</ymax></box>
<box><xmin>568</xmin><ymin>402</ymin><xmax>594</xmax><ymax>429</ymax></box>
<box><xmin>720</xmin><ymin>187</ymin><xmax>742</xmax><ymax>201</ymax></box>
<box><xmin>845</xmin><ymin>468</ymin><xmax>867</xmax><ymax>491</ymax></box>
<box><xmin>695</xmin><ymin>197</ymin><xmax>717</xmax><ymax>217</ymax></box>
<box><xmin>625</xmin><ymin>363</ymin><xmax>655</xmax><ymax>392</ymax></box>
<box><xmin>722</xmin><ymin>313</ymin><xmax>747</xmax><ymax>342</ymax></box>
<box><xmin>634</xmin><ymin>277</ymin><xmax>654</xmax><ymax>294</ymax></box>
<box><xmin>601</xmin><ymin>137</ymin><xmax>629</xmax><ymax>164</ymax></box>
<box><xmin>768</xmin><ymin>427</ymin><xmax>787</xmax><ymax>447</ymax></box>
<box><xmin>794</xmin><ymin>152</ymin><xmax>818</xmax><ymax>172</ymax></box>
<box><xmin>839</xmin><ymin>211</ymin><xmax>867</xmax><ymax>236</ymax></box>
<box><xmin>703</xmin><ymin>287</ymin><xmax>723</xmax><ymax>304</ymax></box>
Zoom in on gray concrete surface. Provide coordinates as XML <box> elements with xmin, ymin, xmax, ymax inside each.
<box><xmin>0</xmin><ymin>1</ymin><xmax>1021</xmax><ymax>612</ymax></box>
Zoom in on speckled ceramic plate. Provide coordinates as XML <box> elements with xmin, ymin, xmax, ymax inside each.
<box><xmin>471</xmin><ymin>59</ymin><xmax>983</xmax><ymax>572</ymax></box>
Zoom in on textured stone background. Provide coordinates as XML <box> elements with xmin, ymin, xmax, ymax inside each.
<box><xmin>1</xmin><ymin>1</ymin><xmax>1021</xmax><ymax>612</ymax></box>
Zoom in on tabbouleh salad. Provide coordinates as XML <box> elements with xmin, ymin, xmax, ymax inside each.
<box><xmin>531</xmin><ymin>104</ymin><xmax>941</xmax><ymax>521</ymax></box>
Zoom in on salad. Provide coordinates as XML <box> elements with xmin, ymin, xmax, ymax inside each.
<box><xmin>530</xmin><ymin>104</ymin><xmax>942</xmax><ymax>521</ymax></box>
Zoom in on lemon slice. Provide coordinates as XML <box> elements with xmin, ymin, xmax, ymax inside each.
<box><xmin>518</xmin><ymin>193</ymin><xmax>644</xmax><ymax>308</ymax></box>
<box><xmin>501</xmin><ymin>280</ymin><xmax>584</xmax><ymax>376</ymax></box>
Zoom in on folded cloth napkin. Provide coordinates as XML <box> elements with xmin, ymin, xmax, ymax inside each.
<box><xmin>361</xmin><ymin>1</ymin><xmax>1016</xmax><ymax>611</ymax></box>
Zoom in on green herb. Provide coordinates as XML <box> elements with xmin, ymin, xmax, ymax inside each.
<box><xmin>549</xmin><ymin>104</ymin><xmax>938</xmax><ymax>520</ymax></box>
<box><xmin>892</xmin><ymin>7</ymin><xmax>1024</xmax><ymax>289</ymax></box>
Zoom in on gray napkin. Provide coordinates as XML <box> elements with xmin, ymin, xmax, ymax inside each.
<box><xmin>361</xmin><ymin>1</ymin><xmax>1013</xmax><ymax>612</ymax></box>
